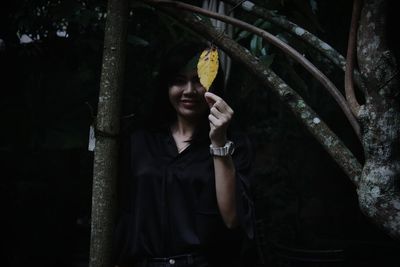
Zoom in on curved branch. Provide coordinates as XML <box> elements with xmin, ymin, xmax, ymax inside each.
<box><xmin>222</xmin><ymin>0</ymin><xmax>347</xmax><ymax>71</ymax></box>
<box><xmin>345</xmin><ymin>0</ymin><xmax>362</xmax><ymax>117</ymax></box>
<box><xmin>144</xmin><ymin>1</ymin><xmax>363</xmax><ymax>184</ymax></box>
<box><xmin>143</xmin><ymin>0</ymin><xmax>361</xmax><ymax>139</ymax></box>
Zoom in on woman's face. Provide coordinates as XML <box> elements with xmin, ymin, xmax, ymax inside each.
<box><xmin>168</xmin><ymin>69</ymin><xmax>209</xmax><ymax>122</ymax></box>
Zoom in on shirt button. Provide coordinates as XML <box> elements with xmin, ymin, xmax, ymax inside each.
<box><xmin>169</xmin><ymin>259</ymin><xmax>175</xmax><ymax>265</ymax></box>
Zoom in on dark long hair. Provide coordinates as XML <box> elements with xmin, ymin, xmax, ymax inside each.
<box><xmin>148</xmin><ymin>41</ymin><xmax>225</xmax><ymax>136</ymax></box>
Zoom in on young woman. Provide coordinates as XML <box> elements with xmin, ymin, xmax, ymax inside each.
<box><xmin>113</xmin><ymin>41</ymin><xmax>255</xmax><ymax>267</ymax></box>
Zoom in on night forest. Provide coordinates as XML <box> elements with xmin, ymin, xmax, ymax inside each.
<box><xmin>1</xmin><ymin>0</ymin><xmax>400</xmax><ymax>266</ymax></box>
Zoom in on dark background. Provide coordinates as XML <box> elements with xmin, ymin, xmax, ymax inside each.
<box><xmin>1</xmin><ymin>0</ymin><xmax>399</xmax><ymax>266</ymax></box>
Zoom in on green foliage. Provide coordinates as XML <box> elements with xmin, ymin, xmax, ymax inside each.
<box><xmin>235</xmin><ymin>19</ymin><xmax>272</xmax><ymax>42</ymax></box>
<box><xmin>10</xmin><ymin>0</ymin><xmax>107</xmax><ymax>41</ymax></box>
<box><xmin>127</xmin><ymin>34</ymin><xmax>149</xmax><ymax>47</ymax></box>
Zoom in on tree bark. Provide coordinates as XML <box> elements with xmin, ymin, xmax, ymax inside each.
<box><xmin>356</xmin><ymin>0</ymin><xmax>400</xmax><ymax>240</ymax></box>
<box><xmin>89</xmin><ymin>0</ymin><xmax>128</xmax><ymax>266</ymax></box>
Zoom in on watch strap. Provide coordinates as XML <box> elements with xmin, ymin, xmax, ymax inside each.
<box><xmin>209</xmin><ymin>141</ymin><xmax>235</xmax><ymax>156</ymax></box>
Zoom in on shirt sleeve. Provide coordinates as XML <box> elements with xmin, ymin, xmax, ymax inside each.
<box><xmin>232</xmin><ymin>134</ymin><xmax>256</xmax><ymax>240</ymax></box>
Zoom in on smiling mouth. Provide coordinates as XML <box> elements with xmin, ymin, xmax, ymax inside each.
<box><xmin>181</xmin><ymin>100</ymin><xmax>197</xmax><ymax>103</ymax></box>
<box><xmin>181</xmin><ymin>99</ymin><xmax>199</xmax><ymax>108</ymax></box>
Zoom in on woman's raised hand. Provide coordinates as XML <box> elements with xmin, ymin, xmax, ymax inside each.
<box><xmin>204</xmin><ymin>92</ymin><xmax>234</xmax><ymax>147</ymax></box>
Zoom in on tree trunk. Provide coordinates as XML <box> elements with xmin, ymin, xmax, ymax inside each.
<box><xmin>89</xmin><ymin>0</ymin><xmax>128</xmax><ymax>266</ymax></box>
<box><xmin>356</xmin><ymin>0</ymin><xmax>400</xmax><ymax>240</ymax></box>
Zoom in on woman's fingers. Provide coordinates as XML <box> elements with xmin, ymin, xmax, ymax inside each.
<box><xmin>208</xmin><ymin>113</ymin><xmax>219</xmax><ymax>127</ymax></box>
<box><xmin>205</xmin><ymin>92</ymin><xmax>227</xmax><ymax>112</ymax></box>
<box><xmin>204</xmin><ymin>92</ymin><xmax>220</xmax><ymax>107</ymax></box>
<box><xmin>210</xmin><ymin>106</ymin><xmax>224</xmax><ymax>118</ymax></box>
<box><xmin>205</xmin><ymin>92</ymin><xmax>234</xmax><ymax>115</ymax></box>
<box><xmin>205</xmin><ymin>91</ymin><xmax>234</xmax><ymax>145</ymax></box>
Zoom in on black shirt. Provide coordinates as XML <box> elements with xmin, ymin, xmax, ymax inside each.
<box><xmin>114</xmin><ymin>128</ymin><xmax>255</xmax><ymax>266</ymax></box>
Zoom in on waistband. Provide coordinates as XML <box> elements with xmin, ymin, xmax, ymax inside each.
<box><xmin>135</xmin><ymin>252</ymin><xmax>206</xmax><ymax>266</ymax></box>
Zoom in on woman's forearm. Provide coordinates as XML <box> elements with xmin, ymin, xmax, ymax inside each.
<box><xmin>213</xmin><ymin>155</ymin><xmax>238</xmax><ymax>229</ymax></box>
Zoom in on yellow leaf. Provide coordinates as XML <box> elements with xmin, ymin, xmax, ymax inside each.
<box><xmin>197</xmin><ymin>46</ymin><xmax>219</xmax><ymax>91</ymax></box>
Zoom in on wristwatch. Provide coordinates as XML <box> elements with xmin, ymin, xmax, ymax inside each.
<box><xmin>209</xmin><ymin>141</ymin><xmax>235</xmax><ymax>156</ymax></box>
